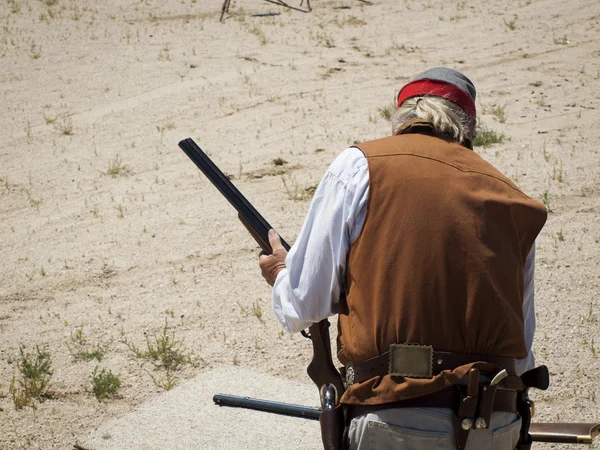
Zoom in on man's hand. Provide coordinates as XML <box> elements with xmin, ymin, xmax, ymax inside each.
<box><xmin>258</xmin><ymin>229</ymin><xmax>288</xmax><ymax>286</ymax></box>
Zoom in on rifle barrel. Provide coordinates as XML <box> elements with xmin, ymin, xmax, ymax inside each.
<box><xmin>213</xmin><ymin>394</ymin><xmax>321</xmax><ymax>420</ymax></box>
<box><xmin>178</xmin><ymin>138</ymin><xmax>290</xmax><ymax>253</ymax></box>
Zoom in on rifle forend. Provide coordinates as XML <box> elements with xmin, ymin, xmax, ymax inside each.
<box><xmin>178</xmin><ymin>138</ymin><xmax>291</xmax><ymax>254</ymax></box>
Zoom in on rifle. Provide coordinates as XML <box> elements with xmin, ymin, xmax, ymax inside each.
<box><xmin>178</xmin><ymin>138</ymin><xmax>345</xmax><ymax>449</ymax></box>
<box><xmin>213</xmin><ymin>394</ymin><xmax>600</xmax><ymax>445</ymax></box>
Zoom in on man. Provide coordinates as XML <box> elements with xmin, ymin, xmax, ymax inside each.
<box><xmin>259</xmin><ymin>68</ymin><xmax>547</xmax><ymax>450</ymax></box>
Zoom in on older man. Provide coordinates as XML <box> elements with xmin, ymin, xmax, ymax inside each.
<box><xmin>259</xmin><ymin>67</ymin><xmax>547</xmax><ymax>450</ymax></box>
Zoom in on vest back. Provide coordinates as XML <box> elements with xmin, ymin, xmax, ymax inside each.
<box><xmin>338</xmin><ymin>130</ymin><xmax>547</xmax><ymax>405</ymax></box>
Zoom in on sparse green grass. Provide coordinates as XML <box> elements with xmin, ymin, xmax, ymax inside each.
<box><xmin>91</xmin><ymin>367</ymin><xmax>121</xmax><ymax>401</ymax></box>
<box><xmin>251</xmin><ymin>300</ymin><xmax>264</xmax><ymax>323</ymax></box>
<box><xmin>333</xmin><ymin>15</ymin><xmax>366</xmax><ymax>27</ymax></box>
<box><xmin>26</xmin><ymin>189</ymin><xmax>42</xmax><ymax>209</ymax></box>
<box><xmin>249</xmin><ymin>26</ymin><xmax>268</xmax><ymax>45</ymax></box>
<box><xmin>55</xmin><ymin>113</ymin><xmax>74</xmax><ymax>135</ymax></box>
<box><xmin>309</xmin><ymin>30</ymin><xmax>335</xmax><ymax>48</ymax></box>
<box><xmin>10</xmin><ymin>345</ymin><xmax>53</xmax><ymax>409</ymax></box>
<box><xmin>281</xmin><ymin>174</ymin><xmax>317</xmax><ymax>201</ymax></box>
<box><xmin>124</xmin><ymin>321</ymin><xmax>198</xmax><ymax>390</ymax></box>
<box><xmin>9</xmin><ymin>0</ymin><xmax>21</xmax><ymax>14</ymax></box>
<box><xmin>503</xmin><ymin>15</ymin><xmax>518</xmax><ymax>30</ymax></box>
<box><xmin>488</xmin><ymin>104</ymin><xmax>507</xmax><ymax>123</ymax></box>
<box><xmin>553</xmin><ymin>35</ymin><xmax>569</xmax><ymax>45</ymax></box>
<box><xmin>68</xmin><ymin>327</ymin><xmax>106</xmax><ymax>362</ymax></box>
<box><xmin>30</xmin><ymin>43</ymin><xmax>42</xmax><ymax>59</ymax></box>
<box><xmin>541</xmin><ymin>190</ymin><xmax>552</xmax><ymax>212</ymax></box>
<box><xmin>378</xmin><ymin>104</ymin><xmax>395</xmax><ymax>122</ymax></box>
<box><xmin>43</xmin><ymin>111</ymin><xmax>56</xmax><ymax>124</ymax></box>
<box><xmin>158</xmin><ymin>43</ymin><xmax>171</xmax><ymax>60</ymax></box>
<box><xmin>551</xmin><ymin>161</ymin><xmax>564</xmax><ymax>182</ymax></box>
<box><xmin>105</xmin><ymin>155</ymin><xmax>132</xmax><ymax>178</ymax></box>
<box><xmin>472</xmin><ymin>127</ymin><xmax>505</xmax><ymax>148</ymax></box>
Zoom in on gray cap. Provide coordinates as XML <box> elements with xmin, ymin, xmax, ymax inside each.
<box><xmin>398</xmin><ymin>67</ymin><xmax>477</xmax><ymax>117</ymax></box>
<box><xmin>412</xmin><ymin>67</ymin><xmax>476</xmax><ymax>103</ymax></box>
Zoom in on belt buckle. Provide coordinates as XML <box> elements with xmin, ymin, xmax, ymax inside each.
<box><xmin>344</xmin><ymin>365</ymin><xmax>355</xmax><ymax>388</ymax></box>
<box><xmin>388</xmin><ymin>343</ymin><xmax>434</xmax><ymax>378</ymax></box>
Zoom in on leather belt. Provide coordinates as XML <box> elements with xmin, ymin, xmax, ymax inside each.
<box><xmin>346</xmin><ymin>386</ymin><xmax>518</xmax><ymax>421</ymax></box>
<box><xmin>348</xmin><ymin>348</ymin><xmax>517</xmax><ymax>385</ymax></box>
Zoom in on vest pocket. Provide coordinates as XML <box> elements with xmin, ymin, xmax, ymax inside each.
<box><xmin>367</xmin><ymin>420</ymin><xmax>449</xmax><ymax>450</ymax></box>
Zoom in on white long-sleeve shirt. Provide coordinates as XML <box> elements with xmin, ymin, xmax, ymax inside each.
<box><xmin>272</xmin><ymin>147</ymin><xmax>537</xmax><ymax>375</ymax></box>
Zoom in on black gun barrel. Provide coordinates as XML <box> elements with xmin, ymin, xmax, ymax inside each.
<box><xmin>178</xmin><ymin>138</ymin><xmax>291</xmax><ymax>252</ymax></box>
<box><xmin>213</xmin><ymin>393</ymin><xmax>321</xmax><ymax>421</ymax></box>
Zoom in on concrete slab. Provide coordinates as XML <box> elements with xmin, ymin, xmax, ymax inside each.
<box><xmin>78</xmin><ymin>366</ymin><xmax>322</xmax><ymax>450</ymax></box>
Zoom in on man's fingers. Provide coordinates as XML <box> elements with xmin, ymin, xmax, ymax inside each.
<box><xmin>268</xmin><ymin>229</ymin><xmax>284</xmax><ymax>251</ymax></box>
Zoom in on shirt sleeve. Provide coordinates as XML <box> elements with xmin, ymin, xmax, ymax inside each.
<box><xmin>516</xmin><ymin>244</ymin><xmax>537</xmax><ymax>375</ymax></box>
<box><xmin>272</xmin><ymin>148</ymin><xmax>369</xmax><ymax>333</ymax></box>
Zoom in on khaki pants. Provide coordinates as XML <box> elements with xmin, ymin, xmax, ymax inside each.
<box><xmin>348</xmin><ymin>407</ymin><xmax>521</xmax><ymax>450</ymax></box>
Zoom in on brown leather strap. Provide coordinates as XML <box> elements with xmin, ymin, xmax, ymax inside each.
<box><xmin>346</xmin><ymin>386</ymin><xmax>517</xmax><ymax>421</ymax></box>
<box><xmin>350</xmin><ymin>350</ymin><xmax>516</xmax><ymax>384</ymax></box>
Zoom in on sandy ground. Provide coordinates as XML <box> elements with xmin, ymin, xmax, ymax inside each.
<box><xmin>0</xmin><ymin>0</ymin><xmax>599</xmax><ymax>448</ymax></box>
<box><xmin>78</xmin><ymin>365</ymin><xmax>323</xmax><ymax>449</ymax></box>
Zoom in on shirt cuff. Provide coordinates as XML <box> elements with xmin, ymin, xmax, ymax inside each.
<box><xmin>272</xmin><ymin>268</ymin><xmax>314</xmax><ymax>333</ymax></box>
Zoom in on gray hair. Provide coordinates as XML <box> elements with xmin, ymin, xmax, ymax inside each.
<box><xmin>391</xmin><ymin>96</ymin><xmax>476</xmax><ymax>145</ymax></box>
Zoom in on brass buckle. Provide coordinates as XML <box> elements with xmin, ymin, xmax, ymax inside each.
<box><xmin>388</xmin><ymin>343</ymin><xmax>434</xmax><ymax>378</ymax></box>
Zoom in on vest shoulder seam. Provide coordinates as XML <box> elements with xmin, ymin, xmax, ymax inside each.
<box><xmin>367</xmin><ymin>152</ymin><xmax>526</xmax><ymax>196</ymax></box>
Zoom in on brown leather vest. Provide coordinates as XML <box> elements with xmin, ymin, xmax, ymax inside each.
<box><xmin>338</xmin><ymin>121</ymin><xmax>547</xmax><ymax>405</ymax></box>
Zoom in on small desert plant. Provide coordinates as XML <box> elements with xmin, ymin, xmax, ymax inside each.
<box><xmin>272</xmin><ymin>157</ymin><xmax>287</xmax><ymax>166</ymax></box>
<box><xmin>10</xmin><ymin>345</ymin><xmax>53</xmax><ymax>409</ymax></box>
<box><xmin>252</xmin><ymin>300</ymin><xmax>264</xmax><ymax>323</ymax></box>
<box><xmin>309</xmin><ymin>30</ymin><xmax>335</xmax><ymax>48</ymax></box>
<box><xmin>249</xmin><ymin>26</ymin><xmax>268</xmax><ymax>45</ymax></box>
<box><xmin>127</xmin><ymin>322</ymin><xmax>192</xmax><ymax>371</ymax></box>
<box><xmin>281</xmin><ymin>174</ymin><xmax>317</xmax><ymax>201</ymax></box>
<box><xmin>55</xmin><ymin>113</ymin><xmax>74</xmax><ymax>135</ymax></box>
<box><xmin>30</xmin><ymin>43</ymin><xmax>42</xmax><ymax>59</ymax></box>
<box><xmin>473</xmin><ymin>126</ymin><xmax>505</xmax><ymax>148</ymax></box>
<box><xmin>541</xmin><ymin>190</ymin><xmax>552</xmax><ymax>212</ymax></box>
<box><xmin>125</xmin><ymin>320</ymin><xmax>198</xmax><ymax>390</ymax></box>
<box><xmin>105</xmin><ymin>155</ymin><xmax>132</xmax><ymax>178</ymax></box>
<box><xmin>488</xmin><ymin>104</ymin><xmax>507</xmax><ymax>123</ymax></box>
<box><xmin>67</xmin><ymin>327</ymin><xmax>106</xmax><ymax>362</ymax></box>
<box><xmin>91</xmin><ymin>367</ymin><xmax>121</xmax><ymax>400</ymax></box>
<box><xmin>158</xmin><ymin>43</ymin><xmax>171</xmax><ymax>60</ymax></box>
<box><xmin>503</xmin><ymin>15</ymin><xmax>518</xmax><ymax>30</ymax></box>
<box><xmin>378</xmin><ymin>104</ymin><xmax>395</xmax><ymax>122</ymax></box>
<box><xmin>553</xmin><ymin>35</ymin><xmax>569</xmax><ymax>45</ymax></box>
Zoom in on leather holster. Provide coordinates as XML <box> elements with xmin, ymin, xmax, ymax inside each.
<box><xmin>319</xmin><ymin>404</ymin><xmax>345</xmax><ymax>450</ymax></box>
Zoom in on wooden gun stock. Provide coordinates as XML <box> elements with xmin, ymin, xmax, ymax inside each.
<box><xmin>306</xmin><ymin>320</ymin><xmax>345</xmax><ymax>399</ymax></box>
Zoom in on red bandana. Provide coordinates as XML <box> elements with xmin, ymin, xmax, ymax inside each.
<box><xmin>397</xmin><ymin>79</ymin><xmax>476</xmax><ymax>118</ymax></box>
